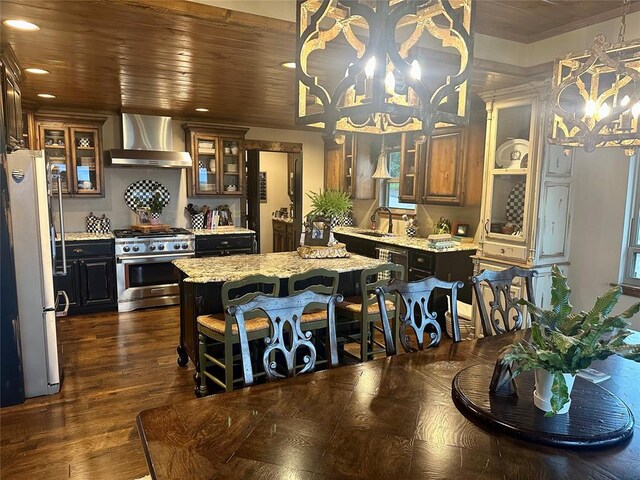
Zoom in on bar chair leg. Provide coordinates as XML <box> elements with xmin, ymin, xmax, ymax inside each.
<box><xmin>197</xmin><ymin>332</ymin><xmax>208</xmax><ymax>397</ymax></box>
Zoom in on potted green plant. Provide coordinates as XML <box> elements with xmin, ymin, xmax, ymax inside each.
<box><xmin>306</xmin><ymin>189</ymin><xmax>353</xmax><ymax>228</ymax></box>
<box><xmin>148</xmin><ymin>192</ymin><xmax>165</xmax><ymax>225</ymax></box>
<box><xmin>503</xmin><ymin>265</ymin><xmax>640</xmax><ymax>415</ymax></box>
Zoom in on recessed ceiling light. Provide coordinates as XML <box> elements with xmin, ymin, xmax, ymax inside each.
<box><xmin>3</xmin><ymin>19</ymin><xmax>40</xmax><ymax>31</ymax></box>
<box><xmin>37</xmin><ymin>93</ymin><xmax>56</xmax><ymax>99</ymax></box>
<box><xmin>25</xmin><ymin>68</ymin><xmax>50</xmax><ymax>75</ymax></box>
<box><xmin>281</xmin><ymin>61</ymin><xmax>296</xmax><ymax>69</ymax></box>
<box><xmin>195</xmin><ymin>108</ymin><xmax>209</xmax><ymax>112</ymax></box>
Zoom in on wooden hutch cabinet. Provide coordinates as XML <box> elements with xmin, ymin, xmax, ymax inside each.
<box><xmin>472</xmin><ymin>82</ymin><xmax>575</xmax><ymax>334</ymax></box>
<box><xmin>183</xmin><ymin>123</ymin><xmax>248</xmax><ymax>197</ymax></box>
<box><xmin>398</xmin><ymin>114</ymin><xmax>485</xmax><ymax>206</ymax></box>
<box><xmin>34</xmin><ymin>114</ymin><xmax>107</xmax><ymax>196</ymax></box>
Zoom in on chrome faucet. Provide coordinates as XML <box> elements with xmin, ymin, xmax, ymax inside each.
<box><xmin>371</xmin><ymin>206</ymin><xmax>393</xmax><ymax>234</ymax></box>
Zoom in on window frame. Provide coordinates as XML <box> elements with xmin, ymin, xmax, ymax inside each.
<box><xmin>622</xmin><ymin>157</ymin><xmax>640</xmax><ymax>287</ymax></box>
<box><xmin>383</xmin><ymin>149</ymin><xmax>416</xmax><ymax>215</ymax></box>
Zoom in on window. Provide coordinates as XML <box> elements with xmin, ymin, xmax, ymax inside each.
<box><xmin>385</xmin><ymin>150</ymin><xmax>415</xmax><ymax>212</ymax></box>
<box><xmin>623</xmin><ymin>160</ymin><xmax>640</xmax><ymax>286</ymax></box>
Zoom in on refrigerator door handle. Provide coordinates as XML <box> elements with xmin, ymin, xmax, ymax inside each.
<box><xmin>54</xmin><ymin>173</ymin><xmax>67</xmax><ymax>276</ymax></box>
<box><xmin>55</xmin><ymin>290</ymin><xmax>70</xmax><ymax>317</ymax></box>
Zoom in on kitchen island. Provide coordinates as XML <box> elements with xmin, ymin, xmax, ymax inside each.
<box><xmin>173</xmin><ymin>252</ymin><xmax>386</xmax><ymax>375</ymax></box>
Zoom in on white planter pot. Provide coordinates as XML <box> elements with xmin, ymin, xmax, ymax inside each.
<box><xmin>533</xmin><ymin>368</ymin><xmax>576</xmax><ymax>415</ymax></box>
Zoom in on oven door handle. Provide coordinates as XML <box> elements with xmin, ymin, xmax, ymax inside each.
<box><xmin>117</xmin><ymin>252</ymin><xmax>195</xmax><ymax>264</ymax></box>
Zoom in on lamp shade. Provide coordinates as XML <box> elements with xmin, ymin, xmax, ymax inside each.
<box><xmin>372</xmin><ymin>152</ymin><xmax>391</xmax><ymax>179</ymax></box>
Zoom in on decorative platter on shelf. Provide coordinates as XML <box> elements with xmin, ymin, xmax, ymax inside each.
<box><xmin>124</xmin><ymin>180</ymin><xmax>170</xmax><ymax>211</ymax></box>
<box><xmin>496</xmin><ymin>139</ymin><xmax>529</xmax><ymax>169</ymax></box>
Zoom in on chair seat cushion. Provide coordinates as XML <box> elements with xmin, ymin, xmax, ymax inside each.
<box><xmin>197</xmin><ymin>313</ymin><xmax>270</xmax><ymax>335</ymax></box>
<box><xmin>337</xmin><ymin>297</ymin><xmax>396</xmax><ymax>314</ymax></box>
<box><xmin>300</xmin><ymin>309</ymin><xmax>328</xmax><ymax>323</ymax></box>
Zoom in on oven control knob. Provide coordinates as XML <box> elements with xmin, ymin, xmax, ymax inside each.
<box><xmin>123</xmin><ymin>246</ymin><xmax>130</xmax><ymax>252</ymax></box>
<box><xmin>149</xmin><ymin>245</ymin><xmax>156</xmax><ymax>251</ymax></box>
<box><xmin>132</xmin><ymin>246</ymin><xmax>139</xmax><ymax>252</ymax></box>
<box><xmin>174</xmin><ymin>244</ymin><xmax>181</xmax><ymax>250</ymax></box>
<box><xmin>158</xmin><ymin>245</ymin><xmax>165</xmax><ymax>250</ymax></box>
<box><xmin>181</xmin><ymin>243</ymin><xmax>188</xmax><ymax>249</ymax></box>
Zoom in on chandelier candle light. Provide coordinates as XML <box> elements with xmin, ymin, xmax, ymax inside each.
<box><xmin>295</xmin><ymin>0</ymin><xmax>474</xmax><ymax>136</ymax></box>
<box><xmin>549</xmin><ymin>0</ymin><xmax>640</xmax><ymax>157</ymax></box>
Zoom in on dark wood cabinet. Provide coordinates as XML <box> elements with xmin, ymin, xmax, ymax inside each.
<box><xmin>1</xmin><ymin>45</ymin><xmax>23</xmax><ymax>152</ymax></box>
<box><xmin>323</xmin><ymin>134</ymin><xmax>375</xmax><ymax>200</ymax></box>
<box><xmin>333</xmin><ymin>232</ymin><xmax>377</xmax><ymax>258</ymax></box>
<box><xmin>34</xmin><ymin>114</ymin><xmax>107</xmax><ymax>196</ymax></box>
<box><xmin>272</xmin><ymin>219</ymin><xmax>295</xmax><ymax>253</ymax></box>
<box><xmin>183</xmin><ymin>123</ymin><xmax>249</xmax><ymax>197</ymax></box>
<box><xmin>398</xmin><ymin>115</ymin><xmax>485</xmax><ymax>206</ymax></box>
<box><xmin>54</xmin><ymin>240</ymin><xmax>117</xmax><ymax>314</ymax></box>
<box><xmin>408</xmin><ymin>249</ymin><xmax>473</xmax><ymax>303</ymax></box>
<box><xmin>422</xmin><ymin>127</ymin><xmax>465</xmax><ymax>205</ymax></box>
<box><xmin>195</xmin><ymin>233</ymin><xmax>255</xmax><ymax>257</ymax></box>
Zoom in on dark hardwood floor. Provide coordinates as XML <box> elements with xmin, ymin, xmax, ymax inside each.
<box><xmin>1</xmin><ymin>307</ymin><xmax>196</xmax><ymax>480</ymax></box>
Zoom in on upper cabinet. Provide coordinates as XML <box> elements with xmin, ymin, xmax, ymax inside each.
<box><xmin>35</xmin><ymin>114</ymin><xmax>107</xmax><ymax>196</ymax></box>
<box><xmin>1</xmin><ymin>45</ymin><xmax>23</xmax><ymax>152</ymax></box>
<box><xmin>398</xmin><ymin>115</ymin><xmax>485</xmax><ymax>206</ymax></box>
<box><xmin>323</xmin><ymin>133</ymin><xmax>375</xmax><ymax>200</ymax></box>
<box><xmin>183</xmin><ymin>124</ymin><xmax>249</xmax><ymax>197</ymax></box>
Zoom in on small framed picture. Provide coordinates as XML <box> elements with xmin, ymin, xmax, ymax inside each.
<box><xmin>259</xmin><ymin>172</ymin><xmax>267</xmax><ymax>203</ymax></box>
<box><xmin>455</xmin><ymin>223</ymin><xmax>469</xmax><ymax>236</ymax></box>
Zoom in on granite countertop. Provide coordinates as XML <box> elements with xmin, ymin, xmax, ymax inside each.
<box><xmin>173</xmin><ymin>251</ymin><xmax>386</xmax><ymax>283</ymax></box>
<box><xmin>333</xmin><ymin>227</ymin><xmax>478</xmax><ymax>253</ymax></box>
<box><xmin>189</xmin><ymin>227</ymin><xmax>255</xmax><ymax>236</ymax></box>
<box><xmin>55</xmin><ymin>232</ymin><xmax>114</xmax><ymax>241</ymax></box>
<box><xmin>272</xmin><ymin>217</ymin><xmax>294</xmax><ymax>223</ymax></box>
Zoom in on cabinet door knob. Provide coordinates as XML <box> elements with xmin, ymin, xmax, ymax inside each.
<box><xmin>417</xmin><ymin>257</ymin><xmax>425</xmax><ymax>263</ymax></box>
<box><xmin>73</xmin><ymin>248</ymin><xmax>84</xmax><ymax>253</ymax></box>
<box><xmin>500</xmin><ymin>248</ymin><xmax>505</xmax><ymax>254</ymax></box>
<box><xmin>484</xmin><ymin>219</ymin><xmax>490</xmax><ymax>234</ymax></box>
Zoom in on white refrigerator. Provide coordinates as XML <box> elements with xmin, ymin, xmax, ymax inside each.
<box><xmin>7</xmin><ymin>150</ymin><xmax>69</xmax><ymax>397</ymax></box>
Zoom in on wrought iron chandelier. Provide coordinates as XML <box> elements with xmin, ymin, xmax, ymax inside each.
<box><xmin>549</xmin><ymin>0</ymin><xmax>640</xmax><ymax>157</ymax></box>
<box><xmin>295</xmin><ymin>0</ymin><xmax>474</xmax><ymax>136</ymax></box>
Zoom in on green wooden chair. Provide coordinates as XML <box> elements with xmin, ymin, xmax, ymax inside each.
<box><xmin>335</xmin><ymin>263</ymin><xmax>404</xmax><ymax>362</ymax></box>
<box><xmin>196</xmin><ymin>274</ymin><xmax>280</xmax><ymax>396</ymax></box>
<box><xmin>288</xmin><ymin>268</ymin><xmax>340</xmax><ymax>365</ymax></box>
<box><xmin>228</xmin><ymin>290</ymin><xmax>343</xmax><ymax>386</ymax></box>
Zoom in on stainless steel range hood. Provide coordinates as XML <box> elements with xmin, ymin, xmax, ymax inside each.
<box><xmin>108</xmin><ymin>114</ymin><xmax>192</xmax><ymax>168</ymax></box>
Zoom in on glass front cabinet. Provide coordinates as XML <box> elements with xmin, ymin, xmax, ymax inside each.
<box><xmin>35</xmin><ymin>115</ymin><xmax>106</xmax><ymax>196</ymax></box>
<box><xmin>473</xmin><ymin>82</ymin><xmax>575</xmax><ymax>333</ymax></box>
<box><xmin>183</xmin><ymin>124</ymin><xmax>248</xmax><ymax>197</ymax></box>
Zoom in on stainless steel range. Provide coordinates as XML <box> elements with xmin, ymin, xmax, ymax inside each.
<box><xmin>114</xmin><ymin>228</ymin><xmax>195</xmax><ymax>312</ymax></box>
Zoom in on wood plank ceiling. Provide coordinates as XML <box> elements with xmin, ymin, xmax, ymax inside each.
<box><xmin>1</xmin><ymin>0</ymin><xmax>635</xmax><ymax>130</ymax></box>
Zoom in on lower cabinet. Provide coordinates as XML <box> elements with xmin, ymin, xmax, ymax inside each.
<box><xmin>195</xmin><ymin>233</ymin><xmax>255</xmax><ymax>257</ymax></box>
<box><xmin>333</xmin><ymin>233</ymin><xmax>377</xmax><ymax>258</ymax></box>
<box><xmin>408</xmin><ymin>249</ymin><xmax>474</xmax><ymax>304</ymax></box>
<box><xmin>272</xmin><ymin>220</ymin><xmax>295</xmax><ymax>253</ymax></box>
<box><xmin>54</xmin><ymin>240</ymin><xmax>117</xmax><ymax>314</ymax></box>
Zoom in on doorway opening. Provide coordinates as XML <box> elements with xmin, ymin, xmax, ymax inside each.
<box><xmin>245</xmin><ymin>141</ymin><xmax>302</xmax><ymax>254</ymax></box>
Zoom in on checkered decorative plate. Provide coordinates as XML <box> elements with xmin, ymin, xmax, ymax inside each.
<box><xmin>124</xmin><ymin>180</ymin><xmax>170</xmax><ymax>212</ymax></box>
<box><xmin>505</xmin><ymin>182</ymin><xmax>526</xmax><ymax>225</ymax></box>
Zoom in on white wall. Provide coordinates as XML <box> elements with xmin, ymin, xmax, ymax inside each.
<box><xmin>567</xmin><ymin>149</ymin><xmax>640</xmax><ymax>329</ymax></box>
<box><xmin>258</xmin><ymin>152</ymin><xmax>290</xmax><ymax>253</ymax></box>
<box><xmin>58</xmin><ymin>118</ymin><xmax>324</xmax><ymax>231</ymax></box>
